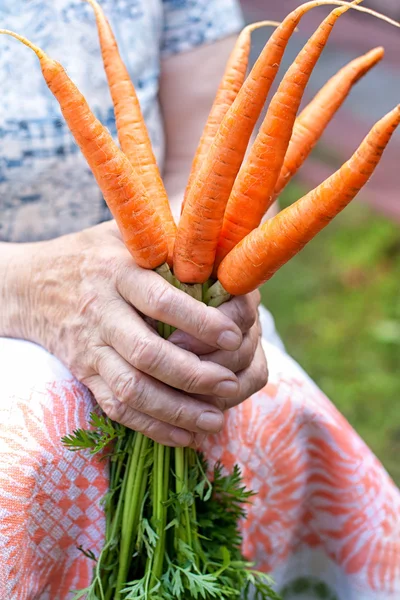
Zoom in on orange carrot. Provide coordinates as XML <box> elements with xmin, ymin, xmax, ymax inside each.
<box><xmin>218</xmin><ymin>105</ymin><xmax>400</xmax><ymax>296</ymax></box>
<box><xmin>173</xmin><ymin>0</ymin><xmax>395</xmax><ymax>284</ymax></box>
<box><xmin>214</xmin><ymin>2</ymin><xmax>358</xmax><ymax>272</ymax></box>
<box><xmin>0</xmin><ymin>29</ymin><xmax>168</xmax><ymax>269</ymax></box>
<box><xmin>274</xmin><ymin>46</ymin><xmax>385</xmax><ymax>197</ymax></box>
<box><xmin>85</xmin><ymin>0</ymin><xmax>176</xmax><ymax>263</ymax></box>
<box><xmin>182</xmin><ymin>20</ymin><xmax>280</xmax><ymax>210</ymax></box>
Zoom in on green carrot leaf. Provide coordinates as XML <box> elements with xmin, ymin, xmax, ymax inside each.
<box><xmin>61</xmin><ymin>412</ymin><xmax>123</xmax><ymax>454</ymax></box>
<box><xmin>77</xmin><ymin>545</ymin><xmax>97</xmax><ymax>562</ymax></box>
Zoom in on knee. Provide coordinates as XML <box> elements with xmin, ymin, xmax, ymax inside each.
<box><xmin>0</xmin><ymin>338</ymin><xmax>95</xmax><ymax>438</ymax></box>
<box><xmin>0</xmin><ymin>337</ymin><xmax>75</xmax><ymax>395</ymax></box>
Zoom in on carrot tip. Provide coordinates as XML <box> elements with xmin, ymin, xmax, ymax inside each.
<box><xmin>245</xmin><ymin>20</ymin><xmax>281</xmax><ymax>34</ymax></box>
<box><xmin>305</xmin><ymin>1</ymin><xmax>400</xmax><ymax>28</ymax></box>
<box><xmin>369</xmin><ymin>46</ymin><xmax>385</xmax><ymax>57</ymax></box>
<box><xmin>0</xmin><ymin>28</ymin><xmax>46</xmax><ymax>59</ymax></box>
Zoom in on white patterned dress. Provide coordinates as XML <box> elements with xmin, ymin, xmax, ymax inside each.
<box><xmin>0</xmin><ymin>2</ymin><xmax>399</xmax><ymax>599</ymax></box>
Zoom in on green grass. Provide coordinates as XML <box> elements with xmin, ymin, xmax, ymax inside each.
<box><xmin>261</xmin><ymin>183</ymin><xmax>400</xmax><ymax>484</ymax></box>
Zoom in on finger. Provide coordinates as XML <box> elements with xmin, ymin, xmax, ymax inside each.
<box><xmin>92</xmin><ymin>346</ymin><xmax>225</xmax><ymax>434</ymax></box>
<box><xmin>169</xmin><ymin>291</ymin><xmax>261</xmax><ymax>352</ymax></box>
<box><xmin>171</xmin><ymin>309</ymin><xmax>262</xmax><ymax>360</ymax></box>
<box><xmin>168</xmin><ymin>330</ymin><xmax>215</xmax><ymax>355</ymax></box>
<box><xmin>116</xmin><ymin>265</ymin><xmax>242</xmax><ymax>351</ymax></box>
<box><xmin>199</xmin><ymin>324</ymin><xmax>260</xmax><ymax>373</ymax></box>
<box><xmin>84</xmin><ymin>374</ymin><xmax>195</xmax><ymax>446</ymax></box>
<box><xmin>215</xmin><ymin>291</ymin><xmax>261</xmax><ymax>332</ymax></box>
<box><xmin>197</xmin><ymin>341</ymin><xmax>268</xmax><ymax>411</ymax></box>
<box><xmin>101</xmin><ymin>300</ymin><xmax>239</xmax><ymax>397</ymax></box>
<box><xmin>223</xmin><ymin>342</ymin><xmax>268</xmax><ymax>410</ymax></box>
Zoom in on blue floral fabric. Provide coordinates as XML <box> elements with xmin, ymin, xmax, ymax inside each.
<box><xmin>161</xmin><ymin>0</ymin><xmax>243</xmax><ymax>57</ymax></box>
<box><xmin>0</xmin><ymin>0</ymin><xmax>243</xmax><ymax>243</ymax></box>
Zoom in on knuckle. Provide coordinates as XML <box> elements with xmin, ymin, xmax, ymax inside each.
<box><xmin>77</xmin><ymin>291</ymin><xmax>100</xmax><ymax>320</ymax></box>
<box><xmin>69</xmin><ymin>348</ymin><xmax>95</xmax><ymax>381</ymax></box>
<box><xmin>90</xmin><ymin>345</ymin><xmax>107</xmax><ymax>373</ymax></box>
<box><xmin>82</xmin><ymin>245</ymin><xmax>121</xmax><ymax>280</ymax></box>
<box><xmin>147</xmin><ymin>281</ymin><xmax>173</xmax><ymax>317</ymax></box>
<box><xmin>184</xmin><ymin>364</ymin><xmax>204</xmax><ymax>393</ymax></box>
<box><xmin>242</xmin><ymin>304</ymin><xmax>257</xmax><ymax>331</ymax></box>
<box><xmin>113</xmin><ymin>371</ymin><xmax>136</xmax><ymax>403</ymax></box>
<box><xmin>102</xmin><ymin>301</ymin><xmax>126</xmax><ymax>338</ymax></box>
<box><xmin>255</xmin><ymin>358</ymin><xmax>269</xmax><ymax>391</ymax></box>
<box><xmin>129</xmin><ymin>374</ymin><xmax>149</xmax><ymax>412</ymax></box>
<box><xmin>140</xmin><ymin>419</ymin><xmax>162</xmax><ymax>442</ymax></box>
<box><xmin>168</xmin><ymin>404</ymin><xmax>186</xmax><ymax>427</ymax></box>
<box><xmin>132</xmin><ymin>336</ymin><xmax>163</xmax><ymax>373</ymax></box>
<box><xmin>69</xmin><ymin>356</ymin><xmax>88</xmax><ymax>381</ymax></box>
<box><xmin>103</xmin><ymin>398</ymin><xmax>131</xmax><ymax>425</ymax></box>
<box><xmin>195</xmin><ymin>310</ymin><xmax>212</xmax><ymax>340</ymax></box>
<box><xmin>233</xmin><ymin>296</ymin><xmax>256</xmax><ymax>331</ymax></box>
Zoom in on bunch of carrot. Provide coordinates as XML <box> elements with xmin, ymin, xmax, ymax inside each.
<box><xmin>2</xmin><ymin>0</ymin><xmax>399</xmax><ymax>598</ymax></box>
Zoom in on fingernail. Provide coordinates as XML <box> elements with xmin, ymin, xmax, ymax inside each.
<box><xmin>170</xmin><ymin>429</ymin><xmax>193</xmax><ymax>446</ymax></box>
<box><xmin>213</xmin><ymin>380</ymin><xmax>239</xmax><ymax>398</ymax></box>
<box><xmin>217</xmin><ymin>330</ymin><xmax>242</xmax><ymax>351</ymax></box>
<box><xmin>196</xmin><ymin>411</ymin><xmax>224</xmax><ymax>433</ymax></box>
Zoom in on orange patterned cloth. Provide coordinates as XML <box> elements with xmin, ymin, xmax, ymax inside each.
<box><xmin>0</xmin><ymin>337</ymin><xmax>399</xmax><ymax>599</ymax></box>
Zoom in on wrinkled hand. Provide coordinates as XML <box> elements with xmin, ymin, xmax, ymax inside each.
<box><xmin>12</xmin><ymin>221</ymin><xmax>249</xmax><ymax>447</ymax></box>
<box><xmin>170</xmin><ymin>290</ymin><xmax>268</xmax><ymax>411</ymax></box>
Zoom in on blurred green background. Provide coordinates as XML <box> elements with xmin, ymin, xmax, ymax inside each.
<box><xmin>261</xmin><ymin>184</ymin><xmax>400</xmax><ymax>483</ymax></box>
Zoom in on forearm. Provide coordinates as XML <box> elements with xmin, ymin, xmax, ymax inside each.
<box><xmin>0</xmin><ymin>241</ymin><xmax>36</xmax><ymax>339</ymax></box>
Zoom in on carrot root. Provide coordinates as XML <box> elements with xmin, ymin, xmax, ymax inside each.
<box><xmin>182</xmin><ymin>19</ymin><xmax>280</xmax><ymax>212</ymax></box>
<box><xmin>218</xmin><ymin>104</ymin><xmax>400</xmax><ymax>296</ymax></box>
<box><xmin>173</xmin><ymin>0</ymin><xmax>398</xmax><ymax>285</ymax></box>
<box><xmin>273</xmin><ymin>45</ymin><xmax>385</xmax><ymax>197</ymax></box>
<box><xmin>0</xmin><ymin>28</ymin><xmax>169</xmax><ymax>269</ymax></box>
<box><xmin>214</xmin><ymin>1</ymin><xmax>357</xmax><ymax>272</ymax></box>
<box><xmin>84</xmin><ymin>0</ymin><xmax>176</xmax><ymax>264</ymax></box>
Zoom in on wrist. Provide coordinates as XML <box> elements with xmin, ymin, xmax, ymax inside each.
<box><xmin>0</xmin><ymin>241</ymin><xmax>44</xmax><ymax>341</ymax></box>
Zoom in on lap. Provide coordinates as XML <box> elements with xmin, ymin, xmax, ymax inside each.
<box><xmin>0</xmin><ymin>338</ymin><xmax>399</xmax><ymax>600</ymax></box>
<box><xmin>0</xmin><ymin>338</ymin><xmax>108</xmax><ymax>599</ymax></box>
<box><xmin>205</xmin><ymin>340</ymin><xmax>400</xmax><ymax>599</ymax></box>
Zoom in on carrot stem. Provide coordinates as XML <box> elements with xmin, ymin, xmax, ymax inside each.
<box><xmin>115</xmin><ymin>433</ymin><xmax>149</xmax><ymax>599</ymax></box>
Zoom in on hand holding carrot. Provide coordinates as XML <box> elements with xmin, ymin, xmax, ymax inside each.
<box><xmin>1</xmin><ymin>3</ymin><xmax>398</xmax><ymax>598</ymax></box>
<box><xmin>0</xmin><ymin>221</ymin><xmax>259</xmax><ymax>446</ymax></box>
<box><xmin>1</xmin><ymin>7</ymin><xmax>397</xmax><ymax>436</ymax></box>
